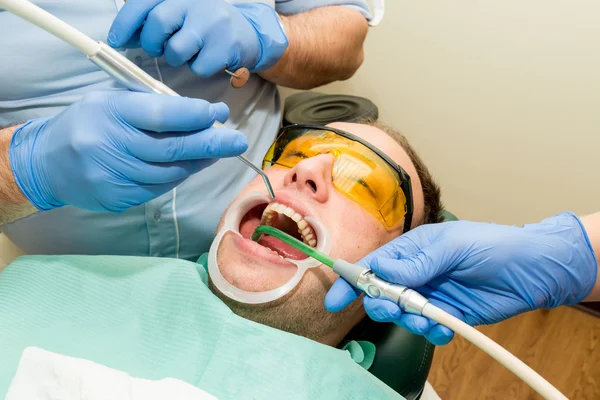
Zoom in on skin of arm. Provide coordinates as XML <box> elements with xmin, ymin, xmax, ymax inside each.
<box><xmin>0</xmin><ymin>125</ymin><xmax>38</xmax><ymax>225</ymax></box>
<box><xmin>259</xmin><ymin>6</ymin><xmax>369</xmax><ymax>90</ymax></box>
<box><xmin>581</xmin><ymin>211</ymin><xmax>600</xmax><ymax>301</ymax></box>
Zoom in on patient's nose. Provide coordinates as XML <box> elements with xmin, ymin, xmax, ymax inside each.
<box><xmin>283</xmin><ymin>154</ymin><xmax>333</xmax><ymax>202</ymax></box>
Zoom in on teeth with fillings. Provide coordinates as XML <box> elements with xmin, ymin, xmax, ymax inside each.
<box><xmin>260</xmin><ymin>202</ymin><xmax>317</xmax><ymax>247</ymax></box>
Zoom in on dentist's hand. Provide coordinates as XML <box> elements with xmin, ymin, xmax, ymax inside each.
<box><xmin>9</xmin><ymin>91</ymin><xmax>247</xmax><ymax>213</ymax></box>
<box><xmin>324</xmin><ymin>213</ymin><xmax>598</xmax><ymax>345</ymax></box>
<box><xmin>107</xmin><ymin>0</ymin><xmax>288</xmax><ymax>77</ymax></box>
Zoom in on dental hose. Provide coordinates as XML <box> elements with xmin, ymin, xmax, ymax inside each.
<box><xmin>252</xmin><ymin>225</ymin><xmax>568</xmax><ymax>400</ymax></box>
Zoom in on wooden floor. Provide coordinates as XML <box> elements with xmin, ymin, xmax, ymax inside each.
<box><xmin>427</xmin><ymin>306</ymin><xmax>600</xmax><ymax>399</ymax></box>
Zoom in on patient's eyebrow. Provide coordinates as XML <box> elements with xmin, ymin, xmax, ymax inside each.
<box><xmin>285</xmin><ymin>150</ymin><xmax>308</xmax><ymax>158</ymax></box>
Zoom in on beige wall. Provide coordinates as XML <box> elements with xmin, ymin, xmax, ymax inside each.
<box><xmin>281</xmin><ymin>0</ymin><xmax>600</xmax><ymax>226</ymax></box>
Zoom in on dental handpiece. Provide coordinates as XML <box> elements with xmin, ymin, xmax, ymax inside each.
<box><xmin>331</xmin><ymin>260</ymin><xmax>430</xmax><ymax>315</ymax></box>
<box><xmin>0</xmin><ymin>0</ymin><xmax>275</xmax><ymax>199</ymax></box>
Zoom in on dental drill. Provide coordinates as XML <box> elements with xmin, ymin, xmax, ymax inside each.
<box><xmin>251</xmin><ymin>225</ymin><xmax>569</xmax><ymax>400</ymax></box>
<box><xmin>0</xmin><ymin>0</ymin><xmax>276</xmax><ymax>199</ymax></box>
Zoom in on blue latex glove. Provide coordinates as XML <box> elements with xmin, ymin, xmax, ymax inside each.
<box><xmin>107</xmin><ymin>0</ymin><xmax>288</xmax><ymax>76</ymax></box>
<box><xmin>325</xmin><ymin>212</ymin><xmax>598</xmax><ymax>345</ymax></box>
<box><xmin>9</xmin><ymin>91</ymin><xmax>248</xmax><ymax>213</ymax></box>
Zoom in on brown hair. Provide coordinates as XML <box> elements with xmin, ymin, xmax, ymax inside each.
<box><xmin>359</xmin><ymin>118</ymin><xmax>445</xmax><ymax>227</ymax></box>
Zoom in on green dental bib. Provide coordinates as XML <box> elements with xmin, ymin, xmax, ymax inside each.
<box><xmin>0</xmin><ymin>255</ymin><xmax>402</xmax><ymax>400</ymax></box>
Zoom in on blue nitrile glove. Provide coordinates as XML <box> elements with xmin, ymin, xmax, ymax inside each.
<box><xmin>9</xmin><ymin>91</ymin><xmax>248</xmax><ymax>213</ymax></box>
<box><xmin>107</xmin><ymin>0</ymin><xmax>288</xmax><ymax>76</ymax></box>
<box><xmin>324</xmin><ymin>212</ymin><xmax>598</xmax><ymax>345</ymax></box>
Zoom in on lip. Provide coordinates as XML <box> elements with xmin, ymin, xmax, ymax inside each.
<box><xmin>232</xmin><ymin>234</ymin><xmax>297</xmax><ymax>268</ymax></box>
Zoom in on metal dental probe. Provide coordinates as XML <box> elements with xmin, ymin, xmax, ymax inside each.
<box><xmin>0</xmin><ymin>0</ymin><xmax>275</xmax><ymax>199</ymax></box>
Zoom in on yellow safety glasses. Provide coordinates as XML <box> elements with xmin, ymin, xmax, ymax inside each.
<box><xmin>262</xmin><ymin>124</ymin><xmax>414</xmax><ymax>232</ymax></box>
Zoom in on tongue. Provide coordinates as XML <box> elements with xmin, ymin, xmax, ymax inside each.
<box><xmin>258</xmin><ymin>235</ymin><xmax>308</xmax><ymax>260</ymax></box>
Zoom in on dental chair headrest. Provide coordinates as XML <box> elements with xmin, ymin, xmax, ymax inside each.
<box><xmin>282</xmin><ymin>91</ymin><xmax>378</xmax><ymax>126</ymax></box>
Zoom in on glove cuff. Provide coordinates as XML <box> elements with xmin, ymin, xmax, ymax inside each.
<box><xmin>9</xmin><ymin>117</ymin><xmax>61</xmax><ymax>211</ymax></box>
<box><xmin>541</xmin><ymin>212</ymin><xmax>598</xmax><ymax>306</ymax></box>
<box><xmin>561</xmin><ymin>212</ymin><xmax>599</xmax><ymax>303</ymax></box>
<box><xmin>235</xmin><ymin>3</ymin><xmax>288</xmax><ymax>72</ymax></box>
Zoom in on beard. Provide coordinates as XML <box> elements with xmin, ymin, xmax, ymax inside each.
<box><xmin>207</xmin><ymin>267</ymin><xmax>363</xmax><ymax>345</ymax></box>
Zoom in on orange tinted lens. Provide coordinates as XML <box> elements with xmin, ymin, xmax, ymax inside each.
<box><xmin>332</xmin><ymin>150</ymin><xmax>406</xmax><ymax>228</ymax></box>
<box><xmin>262</xmin><ymin>129</ymin><xmax>323</xmax><ymax>169</ymax></box>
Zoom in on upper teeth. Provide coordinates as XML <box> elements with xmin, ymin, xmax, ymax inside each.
<box><xmin>261</xmin><ymin>202</ymin><xmax>317</xmax><ymax>247</ymax></box>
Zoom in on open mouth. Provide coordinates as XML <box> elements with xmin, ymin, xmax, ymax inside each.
<box><xmin>208</xmin><ymin>192</ymin><xmax>332</xmax><ymax>298</ymax></box>
<box><xmin>238</xmin><ymin>201</ymin><xmax>319</xmax><ymax>260</ymax></box>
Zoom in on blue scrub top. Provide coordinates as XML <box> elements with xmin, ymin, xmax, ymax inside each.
<box><xmin>0</xmin><ymin>0</ymin><xmax>373</xmax><ymax>261</ymax></box>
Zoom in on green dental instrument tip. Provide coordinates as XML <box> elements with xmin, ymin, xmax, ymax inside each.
<box><xmin>251</xmin><ymin>225</ymin><xmax>335</xmax><ymax>268</ymax></box>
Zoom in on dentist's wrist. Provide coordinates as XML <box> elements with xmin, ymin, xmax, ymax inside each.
<box><xmin>236</xmin><ymin>3</ymin><xmax>288</xmax><ymax>72</ymax></box>
<box><xmin>9</xmin><ymin>117</ymin><xmax>61</xmax><ymax>211</ymax></box>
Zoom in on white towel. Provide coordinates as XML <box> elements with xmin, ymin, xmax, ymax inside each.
<box><xmin>5</xmin><ymin>347</ymin><xmax>218</xmax><ymax>400</ymax></box>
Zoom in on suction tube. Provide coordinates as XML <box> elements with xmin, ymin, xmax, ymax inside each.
<box><xmin>252</xmin><ymin>225</ymin><xmax>568</xmax><ymax>400</ymax></box>
<box><xmin>251</xmin><ymin>225</ymin><xmax>335</xmax><ymax>267</ymax></box>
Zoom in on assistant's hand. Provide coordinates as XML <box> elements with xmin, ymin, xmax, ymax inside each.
<box><xmin>9</xmin><ymin>91</ymin><xmax>248</xmax><ymax>213</ymax></box>
<box><xmin>324</xmin><ymin>213</ymin><xmax>598</xmax><ymax>345</ymax></box>
<box><xmin>107</xmin><ymin>0</ymin><xmax>288</xmax><ymax>77</ymax></box>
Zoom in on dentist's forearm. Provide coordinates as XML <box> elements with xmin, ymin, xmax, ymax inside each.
<box><xmin>259</xmin><ymin>6</ymin><xmax>368</xmax><ymax>89</ymax></box>
<box><xmin>582</xmin><ymin>212</ymin><xmax>600</xmax><ymax>301</ymax></box>
<box><xmin>0</xmin><ymin>125</ymin><xmax>38</xmax><ymax>225</ymax></box>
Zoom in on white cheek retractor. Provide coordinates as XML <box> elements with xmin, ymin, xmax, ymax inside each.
<box><xmin>207</xmin><ymin>192</ymin><xmax>332</xmax><ymax>304</ymax></box>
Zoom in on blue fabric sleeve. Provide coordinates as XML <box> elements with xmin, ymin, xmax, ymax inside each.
<box><xmin>275</xmin><ymin>0</ymin><xmax>373</xmax><ymax>21</ymax></box>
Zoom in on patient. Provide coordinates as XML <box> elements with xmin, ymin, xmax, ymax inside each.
<box><xmin>0</xmin><ymin>120</ymin><xmax>444</xmax><ymax>399</ymax></box>
<box><xmin>208</xmin><ymin>119</ymin><xmax>444</xmax><ymax>346</ymax></box>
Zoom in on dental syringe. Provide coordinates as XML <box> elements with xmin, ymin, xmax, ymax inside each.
<box><xmin>0</xmin><ymin>0</ymin><xmax>275</xmax><ymax>199</ymax></box>
<box><xmin>251</xmin><ymin>225</ymin><xmax>568</xmax><ymax>400</ymax></box>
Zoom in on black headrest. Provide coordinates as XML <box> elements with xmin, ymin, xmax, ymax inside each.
<box><xmin>282</xmin><ymin>91</ymin><xmax>378</xmax><ymax>126</ymax></box>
